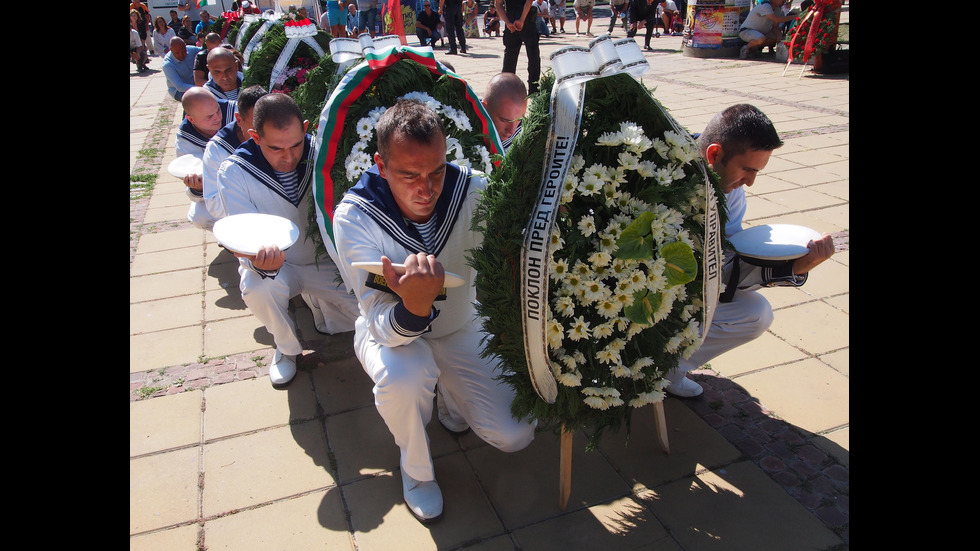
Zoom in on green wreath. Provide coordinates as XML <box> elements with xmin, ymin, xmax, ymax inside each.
<box><xmin>469</xmin><ymin>71</ymin><xmax>729</xmax><ymax>450</ymax></box>
<box><xmin>307</xmin><ymin>58</ymin><xmax>499</xmax><ymax>262</ymax></box>
<box><xmin>241</xmin><ymin>24</ymin><xmax>332</xmax><ymax>92</ymax></box>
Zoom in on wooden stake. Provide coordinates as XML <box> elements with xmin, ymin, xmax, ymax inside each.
<box><xmin>653</xmin><ymin>401</ymin><xmax>670</xmax><ymax>454</ymax></box>
<box><xmin>559</xmin><ymin>424</ymin><xmax>573</xmax><ymax>511</ymax></box>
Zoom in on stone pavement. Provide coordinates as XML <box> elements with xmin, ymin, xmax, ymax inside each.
<box><xmin>130</xmin><ymin>7</ymin><xmax>848</xmax><ymax>550</ymax></box>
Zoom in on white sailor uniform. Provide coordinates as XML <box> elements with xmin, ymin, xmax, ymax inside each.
<box><xmin>331</xmin><ymin>163</ymin><xmax>536</xmax><ymax>483</ymax></box>
<box><xmin>175</xmin><ymin>97</ymin><xmax>236</xmax><ymax>230</ymax></box>
<box><xmin>668</xmin><ymin>185</ymin><xmax>807</xmax><ymax>385</ymax></box>
<box><xmin>215</xmin><ymin>135</ymin><xmax>359</xmax><ymax>355</ymax></box>
<box><xmin>202</xmin><ymin>119</ymin><xmax>242</xmax><ymax>221</ymax></box>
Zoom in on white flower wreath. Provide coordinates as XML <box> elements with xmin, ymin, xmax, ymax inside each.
<box><xmin>544</xmin><ymin>120</ymin><xmax>705</xmax><ymax>411</ymax></box>
<box><xmin>343</xmin><ymin>91</ymin><xmax>494</xmax><ymax>183</ymax></box>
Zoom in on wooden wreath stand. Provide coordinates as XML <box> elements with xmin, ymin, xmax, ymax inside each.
<box><xmin>558</xmin><ymin>400</ymin><xmax>670</xmax><ymax>510</ymax></box>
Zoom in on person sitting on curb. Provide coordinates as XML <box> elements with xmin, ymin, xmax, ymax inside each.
<box><xmin>665</xmin><ymin>104</ymin><xmax>835</xmax><ymax>398</ymax></box>
<box><xmin>416</xmin><ymin>1</ymin><xmax>443</xmax><ymax>47</ymax></box>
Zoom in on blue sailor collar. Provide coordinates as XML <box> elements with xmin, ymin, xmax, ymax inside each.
<box><xmin>227</xmin><ymin>134</ymin><xmax>315</xmax><ymax>208</ymax></box>
<box><xmin>211</xmin><ymin>119</ymin><xmax>243</xmax><ymax>156</ymax></box>
<box><xmin>342</xmin><ymin>162</ymin><xmax>473</xmax><ymax>257</ymax></box>
<box><xmin>176</xmin><ymin>98</ymin><xmax>234</xmax><ymax>152</ymax></box>
<box><xmin>205</xmin><ymin>77</ymin><xmax>242</xmax><ymax>101</ymax></box>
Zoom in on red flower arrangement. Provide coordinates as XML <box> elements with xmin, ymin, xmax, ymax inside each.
<box><xmin>783</xmin><ymin>0</ymin><xmax>843</xmax><ymax>63</ymax></box>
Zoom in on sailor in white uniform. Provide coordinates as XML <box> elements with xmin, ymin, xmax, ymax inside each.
<box><xmin>330</xmin><ymin>99</ymin><xmax>535</xmax><ymax>523</ymax></box>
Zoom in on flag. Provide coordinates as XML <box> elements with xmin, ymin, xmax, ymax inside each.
<box><xmin>197</xmin><ymin>0</ymin><xmax>212</xmax><ymax>8</ymax></box>
<box><xmin>382</xmin><ymin>0</ymin><xmax>408</xmax><ymax>45</ymax></box>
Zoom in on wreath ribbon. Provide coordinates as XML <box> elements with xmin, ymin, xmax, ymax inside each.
<box><xmin>521</xmin><ymin>36</ymin><xmax>660</xmax><ymax>403</ymax></box>
<box><xmin>242</xmin><ymin>19</ymin><xmax>275</xmax><ymax>64</ymax></box>
<box><xmin>312</xmin><ymin>44</ymin><xmax>502</xmax><ymax>265</ymax></box>
<box><xmin>268</xmin><ymin>35</ymin><xmax>325</xmax><ymax>91</ymax></box>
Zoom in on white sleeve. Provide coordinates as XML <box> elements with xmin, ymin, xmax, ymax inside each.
<box><xmin>202</xmin><ymin>141</ymin><xmax>229</xmax><ymax>219</ymax></box>
<box><xmin>332</xmin><ymin>202</ymin><xmax>431</xmax><ymax>348</ymax></box>
<box><xmin>215</xmin><ymin>159</ymin><xmax>260</xmax><ymax>217</ymax></box>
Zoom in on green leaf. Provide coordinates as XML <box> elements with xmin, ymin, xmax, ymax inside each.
<box><xmin>614</xmin><ymin>211</ymin><xmax>657</xmax><ymax>260</ymax></box>
<box><xmin>661</xmin><ymin>241</ymin><xmax>698</xmax><ymax>287</ymax></box>
<box><xmin>624</xmin><ymin>289</ymin><xmax>662</xmax><ymax>325</ymax></box>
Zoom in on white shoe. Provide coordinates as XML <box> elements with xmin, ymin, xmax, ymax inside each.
<box><xmin>436</xmin><ymin>385</ymin><xmax>469</xmax><ymax>434</ymax></box>
<box><xmin>402</xmin><ymin>472</ymin><xmax>443</xmax><ymax>522</ymax></box>
<box><xmin>665</xmin><ymin>376</ymin><xmax>703</xmax><ymax>398</ymax></box>
<box><xmin>269</xmin><ymin>349</ymin><xmax>297</xmax><ymax>386</ymax></box>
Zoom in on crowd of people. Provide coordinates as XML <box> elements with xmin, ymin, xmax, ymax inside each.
<box><xmin>135</xmin><ymin>0</ymin><xmax>835</xmax><ymax>527</ymax></box>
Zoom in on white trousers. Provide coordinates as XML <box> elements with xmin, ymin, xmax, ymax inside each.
<box><xmin>187</xmin><ymin>193</ymin><xmax>218</xmax><ymax>230</ymax></box>
<box><xmin>239</xmin><ymin>261</ymin><xmax>359</xmax><ymax>356</ymax></box>
<box><xmin>667</xmin><ymin>290</ymin><xmax>774</xmax><ymax>384</ymax></box>
<box><xmin>354</xmin><ymin>316</ymin><xmax>536</xmax><ymax>482</ymax></box>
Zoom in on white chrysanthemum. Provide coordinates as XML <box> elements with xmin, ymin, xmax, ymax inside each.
<box><xmin>629</xmin><ymin>357</ymin><xmax>654</xmax><ymax>376</ymax></box>
<box><xmin>655</xmin><ymin>167</ymin><xmax>674</xmax><ymax>186</ymax></box>
<box><xmin>563</xmin><ymin>272</ymin><xmax>584</xmax><ymax>297</ymax></box>
<box><xmin>628</xmin><ymin>390</ymin><xmax>665</xmax><ymax>408</ymax></box>
<box><xmin>635</xmin><ymin>159</ymin><xmax>658</xmax><ymax>178</ymax></box>
<box><xmin>585</xmin><ymin>163</ymin><xmax>610</xmax><ymax>183</ymax></box>
<box><xmin>355</xmin><ymin>117</ymin><xmax>374</xmax><ymax>139</ymax></box>
<box><xmin>367</xmin><ymin>106</ymin><xmax>387</xmax><ymax>123</ymax></box>
<box><xmin>596</xmin><ymin>130</ymin><xmax>624</xmax><ymax>147</ymax></box>
<box><xmin>596</xmin><ymin>347</ymin><xmax>618</xmax><ymax>365</ymax></box>
<box><xmin>557</xmin><ymin>371</ymin><xmax>583</xmax><ymax>387</ymax></box>
<box><xmin>581</xmin><ymin>279</ymin><xmax>611</xmax><ymax>304</ymax></box>
<box><xmin>554</xmin><ymin>295</ymin><xmax>575</xmax><ymax>317</ymax></box>
<box><xmin>588</xmin><ymin>250</ymin><xmax>612</xmax><ymax>268</ymax></box>
<box><xmin>547</xmin><ymin>318</ymin><xmax>565</xmax><ymax>350</ymax></box>
<box><xmin>620</xmin><ymin>123</ymin><xmax>653</xmax><ymax>154</ymax></box>
<box><xmin>607</xmin><ymin>338</ymin><xmax>627</xmax><ymax>353</ymax></box>
<box><xmin>550</xmin><ymin>227</ymin><xmax>565</xmax><ymax>250</ymax></box>
<box><xmin>572</xmin><ymin>260</ymin><xmax>593</xmax><ymax>278</ymax></box>
<box><xmin>550</xmin><ymin>258</ymin><xmax>570</xmax><ymax>281</ymax></box>
<box><xmin>584</xmin><ymin>395</ymin><xmax>609</xmax><ymax>410</ymax></box>
<box><xmin>558</xmin><ymin>351</ymin><xmax>577</xmax><ymax>370</ymax></box>
<box><xmin>345</xmin><ymin>151</ymin><xmax>373</xmax><ymax>181</ymax></box>
<box><xmin>602</xmin><ymin>183</ymin><xmax>622</xmax><ymax>207</ymax></box>
<box><xmin>592</xmin><ymin>320</ymin><xmax>615</xmax><ymax>339</ymax></box>
<box><xmin>614</xmin><ymin>290</ymin><xmax>634</xmax><ymax>310</ymax></box>
<box><xmin>570</xmin><ymin>154</ymin><xmax>586</xmax><ymax>174</ymax></box>
<box><xmin>572</xmin><ymin>350</ymin><xmax>586</xmax><ymax>365</ymax></box>
<box><xmin>578</xmin><ymin>172</ymin><xmax>603</xmax><ymax>196</ymax></box>
<box><xmin>610</xmin><ymin>363</ymin><xmax>631</xmax><ymax>378</ymax></box>
<box><xmin>663</xmin><ymin>130</ymin><xmax>686</xmax><ymax>149</ymax></box>
<box><xmin>568</xmin><ymin>316</ymin><xmax>591</xmax><ymax>341</ymax></box>
<box><xmin>617</xmin><ymin>151</ymin><xmax>640</xmax><ymax>171</ymax></box>
<box><xmin>651</xmin><ymin>137</ymin><xmax>670</xmax><ymax>159</ymax></box>
<box><xmin>577</xmin><ymin>215</ymin><xmax>596</xmax><ymax>237</ymax></box>
<box><xmin>596</xmin><ymin>298</ymin><xmax>621</xmax><ymax>319</ymax></box>
<box><xmin>596</xmin><ymin>232</ymin><xmax>618</xmax><ymax>253</ymax></box>
<box><xmin>477</xmin><ymin>146</ymin><xmax>492</xmax><ymax>173</ymax></box>
<box><xmin>605</xmin><ymin>395</ymin><xmax>625</xmax><ymax>407</ymax></box>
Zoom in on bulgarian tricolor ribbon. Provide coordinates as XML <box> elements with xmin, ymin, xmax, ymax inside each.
<box><xmin>312</xmin><ymin>44</ymin><xmax>503</xmax><ymax>267</ymax></box>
